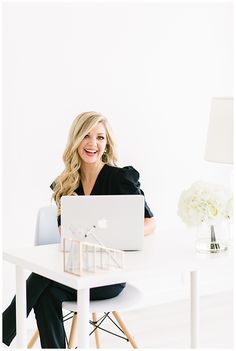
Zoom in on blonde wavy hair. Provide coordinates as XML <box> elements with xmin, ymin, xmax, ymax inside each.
<box><xmin>52</xmin><ymin>111</ymin><xmax>118</xmax><ymax>212</ymax></box>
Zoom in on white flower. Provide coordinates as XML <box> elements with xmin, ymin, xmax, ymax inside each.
<box><xmin>177</xmin><ymin>181</ymin><xmax>233</xmax><ymax>227</ymax></box>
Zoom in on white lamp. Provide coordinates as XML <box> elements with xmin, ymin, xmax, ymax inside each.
<box><xmin>204</xmin><ymin>97</ymin><xmax>233</xmax><ymax>164</ymax></box>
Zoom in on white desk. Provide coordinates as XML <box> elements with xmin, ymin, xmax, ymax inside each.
<box><xmin>3</xmin><ymin>229</ymin><xmax>233</xmax><ymax>349</ymax></box>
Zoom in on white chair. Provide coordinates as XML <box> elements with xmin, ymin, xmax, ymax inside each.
<box><xmin>27</xmin><ymin>205</ymin><xmax>142</xmax><ymax>349</ymax></box>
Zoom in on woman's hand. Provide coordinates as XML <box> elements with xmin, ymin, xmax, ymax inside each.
<box><xmin>144</xmin><ymin>217</ymin><xmax>156</xmax><ymax>236</ymax></box>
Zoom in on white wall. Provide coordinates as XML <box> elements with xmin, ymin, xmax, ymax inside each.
<box><xmin>2</xmin><ymin>2</ymin><xmax>233</xmax><ymax>309</ymax></box>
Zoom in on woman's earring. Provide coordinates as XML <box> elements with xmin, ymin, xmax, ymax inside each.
<box><xmin>102</xmin><ymin>149</ymin><xmax>107</xmax><ymax>161</ymax></box>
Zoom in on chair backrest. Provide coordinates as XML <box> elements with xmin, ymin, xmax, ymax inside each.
<box><xmin>35</xmin><ymin>205</ymin><xmax>60</xmax><ymax>246</ymax></box>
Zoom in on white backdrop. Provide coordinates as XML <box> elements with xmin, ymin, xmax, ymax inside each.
<box><xmin>2</xmin><ymin>2</ymin><xmax>233</xmax><ymax>308</ymax></box>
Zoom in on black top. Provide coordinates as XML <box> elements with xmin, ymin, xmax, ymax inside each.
<box><xmin>51</xmin><ymin>164</ymin><xmax>153</xmax><ymax>226</ymax></box>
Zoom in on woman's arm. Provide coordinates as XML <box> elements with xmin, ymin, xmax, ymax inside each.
<box><xmin>144</xmin><ymin>217</ymin><xmax>156</xmax><ymax>236</ymax></box>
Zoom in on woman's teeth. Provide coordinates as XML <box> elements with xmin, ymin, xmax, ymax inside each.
<box><xmin>85</xmin><ymin>149</ymin><xmax>97</xmax><ymax>154</ymax></box>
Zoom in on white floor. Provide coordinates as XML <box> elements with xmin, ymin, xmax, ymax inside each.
<box><xmin>7</xmin><ymin>291</ymin><xmax>233</xmax><ymax>349</ymax></box>
<box><xmin>86</xmin><ymin>292</ymin><xmax>234</xmax><ymax>349</ymax></box>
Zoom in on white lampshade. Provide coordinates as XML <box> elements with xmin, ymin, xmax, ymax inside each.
<box><xmin>205</xmin><ymin>97</ymin><xmax>233</xmax><ymax>164</ymax></box>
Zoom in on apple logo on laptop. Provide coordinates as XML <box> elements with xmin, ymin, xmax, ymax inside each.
<box><xmin>97</xmin><ymin>218</ymin><xmax>108</xmax><ymax>229</ymax></box>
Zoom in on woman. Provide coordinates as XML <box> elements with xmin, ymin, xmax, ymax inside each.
<box><xmin>3</xmin><ymin>111</ymin><xmax>155</xmax><ymax>348</ymax></box>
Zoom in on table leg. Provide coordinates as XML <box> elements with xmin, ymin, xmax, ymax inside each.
<box><xmin>15</xmin><ymin>266</ymin><xmax>27</xmax><ymax>348</ymax></box>
<box><xmin>77</xmin><ymin>288</ymin><xmax>90</xmax><ymax>348</ymax></box>
<box><xmin>190</xmin><ymin>271</ymin><xmax>199</xmax><ymax>348</ymax></box>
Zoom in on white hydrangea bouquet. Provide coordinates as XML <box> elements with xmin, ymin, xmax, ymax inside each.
<box><xmin>177</xmin><ymin>181</ymin><xmax>232</xmax><ymax>226</ymax></box>
<box><xmin>177</xmin><ymin>181</ymin><xmax>233</xmax><ymax>253</ymax></box>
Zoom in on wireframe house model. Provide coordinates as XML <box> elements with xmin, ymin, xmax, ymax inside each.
<box><xmin>63</xmin><ymin>238</ymin><xmax>124</xmax><ymax>276</ymax></box>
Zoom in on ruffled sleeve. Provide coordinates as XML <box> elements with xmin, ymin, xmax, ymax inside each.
<box><xmin>50</xmin><ymin>181</ymin><xmax>61</xmax><ymax>227</ymax></box>
<box><xmin>50</xmin><ymin>181</ymin><xmax>55</xmax><ymax>190</ymax></box>
<box><xmin>115</xmin><ymin>166</ymin><xmax>154</xmax><ymax>218</ymax></box>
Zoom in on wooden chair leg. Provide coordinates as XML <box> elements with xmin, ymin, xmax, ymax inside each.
<box><xmin>27</xmin><ymin>329</ymin><xmax>39</xmax><ymax>348</ymax></box>
<box><xmin>92</xmin><ymin>312</ymin><xmax>101</xmax><ymax>348</ymax></box>
<box><xmin>68</xmin><ymin>313</ymin><xmax>78</xmax><ymax>349</ymax></box>
<box><xmin>112</xmin><ymin>311</ymin><xmax>138</xmax><ymax>349</ymax></box>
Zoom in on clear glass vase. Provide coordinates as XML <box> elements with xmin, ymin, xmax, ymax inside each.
<box><xmin>195</xmin><ymin>221</ymin><xmax>229</xmax><ymax>254</ymax></box>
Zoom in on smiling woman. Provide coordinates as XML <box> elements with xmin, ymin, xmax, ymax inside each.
<box><xmin>79</xmin><ymin>126</ymin><xmax>106</xmax><ymax>158</ymax></box>
<box><xmin>77</xmin><ymin>122</ymin><xmax>108</xmax><ymax>195</ymax></box>
<box><xmin>2</xmin><ymin>111</ymin><xmax>155</xmax><ymax>349</ymax></box>
<box><xmin>79</xmin><ymin>127</ymin><xmax>106</xmax><ymax>159</ymax></box>
<box><xmin>51</xmin><ymin>112</ymin><xmax>155</xmax><ymax>232</ymax></box>
<box><xmin>52</xmin><ymin>112</ymin><xmax>118</xmax><ymax>211</ymax></box>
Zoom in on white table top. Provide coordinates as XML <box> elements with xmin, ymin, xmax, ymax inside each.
<box><xmin>3</xmin><ymin>230</ymin><xmax>233</xmax><ymax>290</ymax></box>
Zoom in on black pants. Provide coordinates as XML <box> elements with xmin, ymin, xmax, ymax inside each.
<box><xmin>2</xmin><ymin>273</ymin><xmax>125</xmax><ymax>348</ymax></box>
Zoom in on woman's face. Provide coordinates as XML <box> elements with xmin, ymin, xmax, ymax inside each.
<box><xmin>78</xmin><ymin>122</ymin><xmax>107</xmax><ymax>166</ymax></box>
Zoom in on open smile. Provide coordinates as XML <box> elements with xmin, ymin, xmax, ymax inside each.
<box><xmin>84</xmin><ymin>148</ymin><xmax>98</xmax><ymax>156</ymax></box>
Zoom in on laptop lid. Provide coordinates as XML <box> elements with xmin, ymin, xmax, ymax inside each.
<box><xmin>61</xmin><ymin>195</ymin><xmax>144</xmax><ymax>251</ymax></box>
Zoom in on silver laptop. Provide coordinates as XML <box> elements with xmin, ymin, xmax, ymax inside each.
<box><xmin>61</xmin><ymin>195</ymin><xmax>144</xmax><ymax>251</ymax></box>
